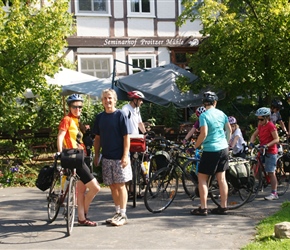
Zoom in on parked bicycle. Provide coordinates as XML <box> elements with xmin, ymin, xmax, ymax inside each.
<box><xmin>247</xmin><ymin>144</ymin><xmax>290</xmax><ymax>202</ymax></box>
<box><xmin>143</xmin><ymin>142</ymin><xmax>196</xmax><ymax>213</ymax></box>
<box><xmin>182</xmin><ymin>148</ymin><xmax>256</xmax><ymax>210</ymax></box>
<box><xmin>47</xmin><ymin>152</ymin><xmax>79</xmax><ymax>236</ymax></box>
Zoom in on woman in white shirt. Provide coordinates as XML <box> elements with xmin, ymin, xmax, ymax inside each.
<box><xmin>228</xmin><ymin>116</ymin><xmax>247</xmax><ymax>158</ymax></box>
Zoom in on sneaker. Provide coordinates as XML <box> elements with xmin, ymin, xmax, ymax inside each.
<box><xmin>105</xmin><ymin>213</ymin><xmax>120</xmax><ymax>224</ymax></box>
<box><xmin>211</xmin><ymin>206</ymin><xmax>228</xmax><ymax>215</ymax></box>
<box><xmin>110</xmin><ymin>214</ymin><xmax>128</xmax><ymax>226</ymax></box>
<box><xmin>264</xmin><ymin>193</ymin><xmax>279</xmax><ymax>200</ymax></box>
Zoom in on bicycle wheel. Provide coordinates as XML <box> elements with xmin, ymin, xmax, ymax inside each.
<box><xmin>209</xmin><ymin>173</ymin><xmax>254</xmax><ymax>210</ymax></box>
<box><xmin>181</xmin><ymin>160</ymin><xmax>198</xmax><ymax>199</ymax></box>
<box><xmin>246</xmin><ymin>159</ymin><xmax>263</xmax><ymax>202</ymax></box>
<box><xmin>131</xmin><ymin>158</ymin><xmax>137</xmax><ymax>208</ymax></box>
<box><xmin>144</xmin><ymin>166</ymin><xmax>178</xmax><ymax>213</ymax></box>
<box><xmin>66</xmin><ymin>176</ymin><xmax>77</xmax><ymax>236</ymax></box>
<box><xmin>276</xmin><ymin>157</ymin><xmax>290</xmax><ymax>196</ymax></box>
<box><xmin>47</xmin><ymin>171</ymin><xmax>62</xmax><ymax>223</ymax></box>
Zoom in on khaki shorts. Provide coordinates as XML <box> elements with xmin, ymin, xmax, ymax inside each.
<box><xmin>102</xmin><ymin>158</ymin><xmax>132</xmax><ymax>185</ymax></box>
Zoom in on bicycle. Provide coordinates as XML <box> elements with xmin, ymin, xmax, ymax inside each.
<box><xmin>47</xmin><ymin>152</ymin><xmax>80</xmax><ymax>236</ymax></box>
<box><xmin>247</xmin><ymin>144</ymin><xmax>290</xmax><ymax>202</ymax></box>
<box><xmin>182</xmin><ymin>149</ymin><xmax>255</xmax><ymax>210</ymax></box>
<box><xmin>143</xmin><ymin>142</ymin><xmax>197</xmax><ymax>213</ymax></box>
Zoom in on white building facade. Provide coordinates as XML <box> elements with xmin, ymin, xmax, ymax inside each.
<box><xmin>66</xmin><ymin>0</ymin><xmax>203</xmax><ymax>78</ymax></box>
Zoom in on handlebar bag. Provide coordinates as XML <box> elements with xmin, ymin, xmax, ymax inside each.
<box><xmin>61</xmin><ymin>148</ymin><xmax>84</xmax><ymax>170</ymax></box>
<box><xmin>130</xmin><ymin>135</ymin><xmax>146</xmax><ymax>152</ymax></box>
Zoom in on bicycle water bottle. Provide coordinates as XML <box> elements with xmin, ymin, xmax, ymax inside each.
<box><xmin>61</xmin><ymin>175</ymin><xmax>69</xmax><ymax>191</ymax></box>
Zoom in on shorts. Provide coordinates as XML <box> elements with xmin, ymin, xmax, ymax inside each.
<box><xmin>76</xmin><ymin>162</ymin><xmax>95</xmax><ymax>184</ymax></box>
<box><xmin>263</xmin><ymin>153</ymin><xmax>277</xmax><ymax>173</ymax></box>
<box><xmin>102</xmin><ymin>158</ymin><xmax>132</xmax><ymax>185</ymax></box>
<box><xmin>198</xmin><ymin>148</ymin><xmax>229</xmax><ymax>176</ymax></box>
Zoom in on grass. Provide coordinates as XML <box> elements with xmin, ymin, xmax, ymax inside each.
<box><xmin>242</xmin><ymin>201</ymin><xmax>290</xmax><ymax>250</ymax></box>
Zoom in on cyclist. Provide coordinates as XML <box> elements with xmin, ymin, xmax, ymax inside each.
<box><xmin>93</xmin><ymin>89</ymin><xmax>132</xmax><ymax>226</ymax></box>
<box><xmin>228</xmin><ymin>116</ymin><xmax>247</xmax><ymax>158</ymax></box>
<box><xmin>249</xmin><ymin>107</ymin><xmax>279</xmax><ymax>200</ymax></box>
<box><xmin>57</xmin><ymin>94</ymin><xmax>100</xmax><ymax>226</ymax></box>
<box><xmin>190</xmin><ymin>91</ymin><xmax>231</xmax><ymax>216</ymax></box>
<box><xmin>182</xmin><ymin>106</ymin><xmax>206</xmax><ymax>144</ymax></box>
<box><xmin>122</xmin><ymin>90</ymin><xmax>146</xmax><ymax>135</ymax></box>
<box><xmin>270</xmin><ymin>99</ymin><xmax>288</xmax><ymax>135</ymax></box>
<box><xmin>122</xmin><ymin>90</ymin><xmax>147</xmax><ymax>198</ymax></box>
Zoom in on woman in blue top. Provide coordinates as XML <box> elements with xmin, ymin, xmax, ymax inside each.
<box><xmin>191</xmin><ymin>91</ymin><xmax>232</xmax><ymax>216</ymax></box>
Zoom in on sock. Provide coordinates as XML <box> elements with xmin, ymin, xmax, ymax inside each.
<box><xmin>115</xmin><ymin>205</ymin><xmax>120</xmax><ymax>213</ymax></box>
<box><xmin>272</xmin><ymin>190</ymin><xmax>277</xmax><ymax>195</ymax></box>
<box><xmin>120</xmin><ymin>208</ymin><xmax>126</xmax><ymax>216</ymax></box>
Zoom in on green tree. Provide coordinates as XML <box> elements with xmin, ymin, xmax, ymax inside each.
<box><xmin>178</xmin><ymin>0</ymin><xmax>290</xmax><ymax>102</ymax></box>
<box><xmin>0</xmin><ymin>0</ymin><xmax>74</xmax><ymax>131</ymax></box>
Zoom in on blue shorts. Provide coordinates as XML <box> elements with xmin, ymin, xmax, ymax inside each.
<box><xmin>263</xmin><ymin>153</ymin><xmax>277</xmax><ymax>173</ymax></box>
<box><xmin>198</xmin><ymin>148</ymin><xmax>229</xmax><ymax>176</ymax></box>
<box><xmin>102</xmin><ymin>158</ymin><xmax>132</xmax><ymax>185</ymax></box>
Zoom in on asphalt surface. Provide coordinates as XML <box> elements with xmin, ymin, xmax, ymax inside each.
<box><xmin>0</xmin><ymin>185</ymin><xmax>289</xmax><ymax>250</ymax></box>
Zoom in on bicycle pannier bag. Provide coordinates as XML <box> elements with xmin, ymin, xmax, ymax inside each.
<box><xmin>226</xmin><ymin>158</ymin><xmax>251</xmax><ymax>189</ymax></box>
<box><xmin>150</xmin><ymin>151</ymin><xmax>170</xmax><ymax>172</ymax></box>
<box><xmin>283</xmin><ymin>153</ymin><xmax>290</xmax><ymax>172</ymax></box>
<box><xmin>130</xmin><ymin>135</ymin><xmax>146</xmax><ymax>152</ymax></box>
<box><xmin>35</xmin><ymin>165</ymin><xmax>54</xmax><ymax>191</ymax></box>
<box><xmin>61</xmin><ymin>149</ymin><xmax>84</xmax><ymax>170</ymax></box>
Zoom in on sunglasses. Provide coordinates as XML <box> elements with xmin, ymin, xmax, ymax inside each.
<box><xmin>257</xmin><ymin>118</ymin><xmax>265</xmax><ymax>121</ymax></box>
<box><xmin>71</xmin><ymin>105</ymin><xmax>83</xmax><ymax>109</ymax></box>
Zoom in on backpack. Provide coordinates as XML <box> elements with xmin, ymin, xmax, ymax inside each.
<box><xmin>35</xmin><ymin>165</ymin><xmax>55</xmax><ymax>191</ymax></box>
<box><xmin>226</xmin><ymin>158</ymin><xmax>251</xmax><ymax>189</ymax></box>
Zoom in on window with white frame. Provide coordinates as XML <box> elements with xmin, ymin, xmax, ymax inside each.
<box><xmin>129</xmin><ymin>55</ymin><xmax>155</xmax><ymax>74</ymax></box>
<box><xmin>128</xmin><ymin>0</ymin><xmax>154</xmax><ymax>17</ymax></box>
<box><xmin>76</xmin><ymin>0</ymin><xmax>110</xmax><ymax>14</ymax></box>
<box><xmin>78</xmin><ymin>56</ymin><xmax>112</xmax><ymax>78</ymax></box>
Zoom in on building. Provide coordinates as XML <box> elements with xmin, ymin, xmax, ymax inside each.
<box><xmin>66</xmin><ymin>0</ymin><xmax>203</xmax><ymax>78</ymax></box>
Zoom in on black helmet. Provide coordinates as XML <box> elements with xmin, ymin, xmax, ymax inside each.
<box><xmin>66</xmin><ymin>94</ymin><xmax>84</xmax><ymax>105</ymax></box>
<box><xmin>271</xmin><ymin>99</ymin><xmax>283</xmax><ymax>110</ymax></box>
<box><xmin>203</xmin><ymin>91</ymin><xmax>218</xmax><ymax>104</ymax></box>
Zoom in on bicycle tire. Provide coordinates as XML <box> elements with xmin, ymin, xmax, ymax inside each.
<box><xmin>276</xmin><ymin>156</ymin><xmax>290</xmax><ymax>196</ymax></box>
<box><xmin>181</xmin><ymin>160</ymin><xmax>198</xmax><ymax>199</ymax></box>
<box><xmin>209</xmin><ymin>173</ymin><xmax>254</xmax><ymax>210</ymax></box>
<box><xmin>131</xmin><ymin>158</ymin><xmax>137</xmax><ymax>208</ymax></box>
<box><xmin>246</xmin><ymin>159</ymin><xmax>263</xmax><ymax>202</ymax></box>
<box><xmin>47</xmin><ymin>171</ymin><xmax>61</xmax><ymax>223</ymax></box>
<box><xmin>144</xmin><ymin>166</ymin><xmax>178</xmax><ymax>213</ymax></box>
<box><xmin>66</xmin><ymin>176</ymin><xmax>77</xmax><ymax>236</ymax></box>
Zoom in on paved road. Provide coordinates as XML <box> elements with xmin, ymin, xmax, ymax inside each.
<box><xmin>0</xmin><ymin>186</ymin><xmax>289</xmax><ymax>250</ymax></box>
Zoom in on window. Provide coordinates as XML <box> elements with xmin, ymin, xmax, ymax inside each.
<box><xmin>129</xmin><ymin>55</ymin><xmax>155</xmax><ymax>74</ymax></box>
<box><xmin>77</xmin><ymin>0</ymin><xmax>109</xmax><ymax>14</ymax></box>
<box><xmin>179</xmin><ymin>0</ymin><xmax>203</xmax><ymax>15</ymax></box>
<box><xmin>128</xmin><ymin>0</ymin><xmax>154</xmax><ymax>17</ymax></box>
<box><xmin>78</xmin><ymin>56</ymin><xmax>112</xmax><ymax>78</ymax></box>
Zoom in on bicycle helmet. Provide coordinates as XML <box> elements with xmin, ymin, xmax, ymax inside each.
<box><xmin>271</xmin><ymin>99</ymin><xmax>283</xmax><ymax>110</ymax></box>
<box><xmin>66</xmin><ymin>94</ymin><xmax>84</xmax><ymax>105</ymax></box>
<box><xmin>127</xmin><ymin>90</ymin><xmax>145</xmax><ymax>100</ymax></box>
<box><xmin>255</xmin><ymin>107</ymin><xmax>271</xmax><ymax>117</ymax></box>
<box><xmin>202</xmin><ymin>91</ymin><xmax>218</xmax><ymax>104</ymax></box>
<box><xmin>287</xmin><ymin>92</ymin><xmax>290</xmax><ymax>99</ymax></box>
<box><xmin>228</xmin><ymin>116</ymin><xmax>237</xmax><ymax>124</ymax></box>
<box><xmin>195</xmin><ymin>106</ymin><xmax>206</xmax><ymax>117</ymax></box>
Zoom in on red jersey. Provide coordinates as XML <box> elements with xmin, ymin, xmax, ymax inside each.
<box><xmin>257</xmin><ymin>121</ymin><xmax>277</xmax><ymax>154</ymax></box>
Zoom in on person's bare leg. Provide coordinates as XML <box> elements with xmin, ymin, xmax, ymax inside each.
<box><xmin>77</xmin><ymin>181</ymin><xmax>86</xmax><ymax>221</ymax></box>
<box><xmin>84</xmin><ymin>179</ymin><xmax>100</xmax><ymax>216</ymax></box>
<box><xmin>198</xmin><ymin>173</ymin><xmax>209</xmax><ymax>209</ymax></box>
<box><xmin>216</xmin><ymin>171</ymin><xmax>228</xmax><ymax>208</ymax></box>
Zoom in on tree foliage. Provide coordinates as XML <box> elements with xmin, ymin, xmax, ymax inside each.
<box><xmin>0</xmin><ymin>0</ymin><xmax>74</xmax><ymax>131</ymax></box>
<box><xmin>178</xmin><ymin>0</ymin><xmax>290</xmax><ymax>102</ymax></box>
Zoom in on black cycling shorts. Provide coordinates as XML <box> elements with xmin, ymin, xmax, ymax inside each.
<box><xmin>198</xmin><ymin>148</ymin><xmax>229</xmax><ymax>176</ymax></box>
<box><xmin>76</xmin><ymin>162</ymin><xmax>94</xmax><ymax>184</ymax></box>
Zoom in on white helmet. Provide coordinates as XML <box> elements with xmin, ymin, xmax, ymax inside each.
<box><xmin>255</xmin><ymin>107</ymin><xmax>271</xmax><ymax>116</ymax></box>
